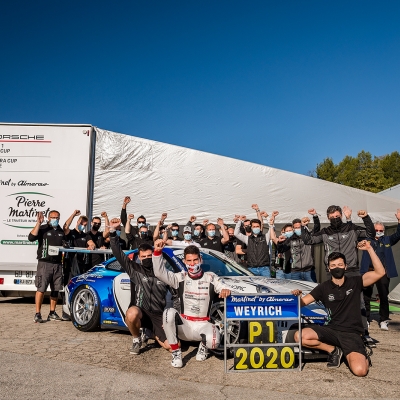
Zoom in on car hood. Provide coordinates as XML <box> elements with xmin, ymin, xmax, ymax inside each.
<box><xmin>221</xmin><ymin>276</ymin><xmax>317</xmax><ymax>294</ymax></box>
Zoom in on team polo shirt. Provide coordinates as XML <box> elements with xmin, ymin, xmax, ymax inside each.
<box><xmin>310</xmin><ymin>276</ymin><xmax>364</xmax><ymax>334</ymax></box>
<box><xmin>199</xmin><ymin>236</ymin><xmax>224</xmax><ymax>252</ymax></box>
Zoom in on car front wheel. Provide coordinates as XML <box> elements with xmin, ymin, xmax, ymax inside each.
<box><xmin>70</xmin><ymin>286</ymin><xmax>100</xmax><ymax>331</ymax></box>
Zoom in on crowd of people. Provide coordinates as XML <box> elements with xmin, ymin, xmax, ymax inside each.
<box><xmin>28</xmin><ymin>196</ymin><xmax>400</xmax><ymax>376</ymax></box>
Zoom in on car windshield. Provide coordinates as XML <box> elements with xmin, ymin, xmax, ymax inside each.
<box><xmin>200</xmin><ymin>251</ymin><xmax>251</xmax><ymax>277</ymax></box>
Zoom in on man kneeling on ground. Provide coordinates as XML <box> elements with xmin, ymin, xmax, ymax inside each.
<box><xmin>292</xmin><ymin>240</ymin><xmax>385</xmax><ymax>377</ymax></box>
<box><xmin>109</xmin><ymin>218</ymin><xmax>171</xmax><ymax>355</ymax></box>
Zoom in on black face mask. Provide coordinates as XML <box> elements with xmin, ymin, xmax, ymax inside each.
<box><xmin>330</xmin><ymin>267</ymin><xmax>345</xmax><ymax>279</ymax></box>
<box><xmin>330</xmin><ymin>217</ymin><xmax>343</xmax><ymax>229</ymax></box>
<box><xmin>141</xmin><ymin>258</ymin><xmax>153</xmax><ymax>270</ymax></box>
<box><xmin>140</xmin><ymin>231</ymin><xmax>148</xmax><ymax>238</ymax></box>
<box><xmin>92</xmin><ymin>224</ymin><xmax>100</xmax><ymax>231</ymax></box>
<box><xmin>245</xmin><ymin>226</ymin><xmax>252</xmax><ymax>233</ymax></box>
<box><xmin>229</xmin><ymin>235</ymin><xmax>235</xmax><ymax>241</ymax></box>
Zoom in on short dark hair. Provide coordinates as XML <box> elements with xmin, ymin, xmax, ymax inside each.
<box><xmin>250</xmin><ymin>219</ymin><xmax>261</xmax><ymax>226</ymax></box>
<box><xmin>138</xmin><ymin>243</ymin><xmax>153</xmax><ymax>254</ymax></box>
<box><xmin>206</xmin><ymin>223</ymin><xmax>215</xmax><ymax>230</ymax></box>
<box><xmin>194</xmin><ymin>224</ymin><xmax>204</xmax><ymax>230</ymax></box>
<box><xmin>328</xmin><ymin>252</ymin><xmax>346</xmax><ymax>265</ymax></box>
<box><xmin>326</xmin><ymin>205</ymin><xmax>342</xmax><ymax>217</ymax></box>
<box><xmin>49</xmin><ymin>210</ymin><xmax>60</xmax><ymax>217</ymax></box>
<box><xmin>92</xmin><ymin>216</ymin><xmax>101</xmax><ymax>222</ymax></box>
<box><xmin>137</xmin><ymin>215</ymin><xmax>146</xmax><ymax>222</ymax></box>
<box><xmin>243</xmin><ymin>219</ymin><xmax>250</xmax><ymax>224</ymax></box>
<box><xmin>292</xmin><ymin>218</ymin><xmax>301</xmax><ymax>225</ymax></box>
<box><xmin>282</xmin><ymin>223</ymin><xmax>293</xmax><ymax>231</ymax></box>
<box><xmin>184</xmin><ymin>245</ymin><xmax>200</xmax><ymax>258</ymax></box>
<box><xmin>171</xmin><ymin>223</ymin><xmax>179</xmax><ymax>229</ymax></box>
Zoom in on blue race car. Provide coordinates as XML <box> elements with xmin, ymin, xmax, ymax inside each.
<box><xmin>63</xmin><ymin>247</ymin><xmax>327</xmax><ymax>350</ymax></box>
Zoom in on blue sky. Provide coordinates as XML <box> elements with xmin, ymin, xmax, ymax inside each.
<box><xmin>1</xmin><ymin>1</ymin><xmax>399</xmax><ymax>175</ymax></box>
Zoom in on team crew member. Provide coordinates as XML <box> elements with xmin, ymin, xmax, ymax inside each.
<box><xmin>269</xmin><ymin>210</ymin><xmax>320</xmax><ymax>282</ymax></box>
<box><xmin>28</xmin><ymin>210</ymin><xmax>66</xmax><ymax>323</ymax></box>
<box><xmin>165</xmin><ymin>225</ymin><xmax>200</xmax><ymax>247</ymax></box>
<box><xmin>360</xmin><ymin>210</ymin><xmax>400</xmax><ymax>330</ymax></box>
<box><xmin>63</xmin><ymin>209</ymin><xmax>89</xmax><ymax>277</ymax></box>
<box><xmin>292</xmin><ymin>241</ymin><xmax>385</xmax><ymax>376</ymax></box>
<box><xmin>86</xmin><ymin>212</ymin><xmax>110</xmax><ymax>268</ymax></box>
<box><xmin>120</xmin><ymin>196</ymin><xmax>153</xmax><ymax>238</ymax></box>
<box><xmin>152</xmin><ymin>241</ymin><xmax>231</xmax><ymax>368</ymax></box>
<box><xmin>234</xmin><ymin>216</ymin><xmax>276</xmax><ymax>277</ymax></box>
<box><xmin>125</xmin><ymin>213</ymin><xmax>154</xmax><ymax>249</ymax></box>
<box><xmin>301</xmin><ymin>205</ymin><xmax>375</xmax><ymax>343</ymax></box>
<box><xmin>109</xmin><ymin>218</ymin><xmax>171</xmax><ymax>355</ymax></box>
<box><xmin>223</xmin><ymin>226</ymin><xmax>241</xmax><ymax>263</ymax></box>
<box><xmin>199</xmin><ymin>219</ymin><xmax>229</xmax><ymax>252</ymax></box>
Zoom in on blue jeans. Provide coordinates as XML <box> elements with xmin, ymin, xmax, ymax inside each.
<box><xmin>248</xmin><ymin>266</ymin><xmax>271</xmax><ymax>277</ymax></box>
<box><xmin>274</xmin><ymin>269</ymin><xmax>285</xmax><ymax>279</ymax></box>
<box><xmin>283</xmin><ymin>272</ymin><xmax>292</xmax><ymax>280</ymax></box>
<box><xmin>290</xmin><ymin>270</ymin><xmax>316</xmax><ymax>283</ymax></box>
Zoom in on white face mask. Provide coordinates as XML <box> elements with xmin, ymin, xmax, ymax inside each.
<box><xmin>375</xmin><ymin>231</ymin><xmax>384</xmax><ymax>237</ymax></box>
<box><xmin>185</xmin><ymin>262</ymin><xmax>201</xmax><ymax>276</ymax></box>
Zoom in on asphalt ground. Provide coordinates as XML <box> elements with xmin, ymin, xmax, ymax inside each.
<box><xmin>1</xmin><ymin>296</ymin><xmax>400</xmax><ymax>400</ymax></box>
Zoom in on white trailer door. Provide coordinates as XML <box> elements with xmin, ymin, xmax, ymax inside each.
<box><xmin>0</xmin><ymin>124</ymin><xmax>94</xmax><ymax>294</ymax></box>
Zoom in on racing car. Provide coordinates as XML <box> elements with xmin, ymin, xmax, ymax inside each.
<box><xmin>63</xmin><ymin>246</ymin><xmax>327</xmax><ymax>353</ymax></box>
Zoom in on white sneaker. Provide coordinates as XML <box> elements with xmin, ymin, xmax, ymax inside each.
<box><xmin>380</xmin><ymin>320</ymin><xmax>389</xmax><ymax>331</ymax></box>
<box><xmin>196</xmin><ymin>342</ymin><xmax>209</xmax><ymax>361</ymax></box>
<box><xmin>171</xmin><ymin>349</ymin><xmax>183</xmax><ymax>368</ymax></box>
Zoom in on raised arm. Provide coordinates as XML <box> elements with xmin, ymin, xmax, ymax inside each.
<box><xmin>359</xmin><ymin>240</ymin><xmax>385</xmax><ymax>287</ymax></box>
<box><xmin>108</xmin><ymin>218</ymin><xmax>137</xmax><ymax>277</ymax></box>
<box><xmin>389</xmin><ymin>209</ymin><xmax>400</xmax><ymax>246</ymax></box>
<box><xmin>357</xmin><ymin>210</ymin><xmax>375</xmax><ymax>239</ymax></box>
<box><xmin>217</xmin><ymin>218</ymin><xmax>229</xmax><ymax>244</ymax></box>
<box><xmin>234</xmin><ymin>217</ymin><xmax>248</xmax><ymax>245</ymax></box>
<box><xmin>152</xmin><ymin>239</ymin><xmax>182</xmax><ymax>289</ymax></box>
<box><xmin>153</xmin><ymin>213</ymin><xmax>167</xmax><ymax>240</ymax></box>
<box><xmin>125</xmin><ymin>214</ymin><xmax>134</xmax><ymax>235</ymax></box>
<box><xmin>63</xmin><ymin>209</ymin><xmax>81</xmax><ymax>235</ymax></box>
<box><xmin>29</xmin><ymin>212</ymin><xmax>44</xmax><ymax>240</ymax></box>
<box><xmin>120</xmin><ymin>196</ymin><xmax>131</xmax><ymax>227</ymax></box>
<box><xmin>101</xmin><ymin>211</ymin><xmax>110</xmax><ymax>238</ymax></box>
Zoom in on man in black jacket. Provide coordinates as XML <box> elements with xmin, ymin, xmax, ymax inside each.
<box><xmin>109</xmin><ymin>217</ymin><xmax>170</xmax><ymax>355</ymax></box>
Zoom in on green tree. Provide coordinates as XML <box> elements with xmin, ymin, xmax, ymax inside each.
<box><xmin>313</xmin><ymin>150</ymin><xmax>400</xmax><ymax>193</ymax></box>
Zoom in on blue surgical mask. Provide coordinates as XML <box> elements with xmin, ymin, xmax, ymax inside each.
<box><xmin>160</xmin><ymin>232</ymin><xmax>165</xmax><ymax>238</ymax></box>
<box><xmin>171</xmin><ymin>230</ymin><xmax>179</xmax><ymax>236</ymax></box>
<box><xmin>294</xmin><ymin>229</ymin><xmax>301</xmax><ymax>236</ymax></box>
<box><xmin>49</xmin><ymin>219</ymin><xmax>59</xmax><ymax>227</ymax></box>
<box><xmin>184</xmin><ymin>233</ymin><xmax>192</xmax><ymax>241</ymax></box>
<box><xmin>252</xmin><ymin>228</ymin><xmax>261</xmax><ymax>235</ymax></box>
<box><xmin>78</xmin><ymin>224</ymin><xmax>85</xmax><ymax>232</ymax></box>
<box><xmin>116</xmin><ymin>230</ymin><xmax>121</xmax><ymax>237</ymax></box>
<box><xmin>208</xmin><ymin>230</ymin><xmax>215</xmax><ymax>237</ymax></box>
<box><xmin>138</xmin><ymin>223</ymin><xmax>145</xmax><ymax>228</ymax></box>
<box><xmin>193</xmin><ymin>230</ymin><xmax>200</xmax><ymax>236</ymax></box>
<box><xmin>284</xmin><ymin>231</ymin><xmax>294</xmax><ymax>238</ymax></box>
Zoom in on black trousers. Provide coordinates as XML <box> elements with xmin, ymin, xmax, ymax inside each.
<box><xmin>363</xmin><ymin>274</ymin><xmax>390</xmax><ymax>323</ymax></box>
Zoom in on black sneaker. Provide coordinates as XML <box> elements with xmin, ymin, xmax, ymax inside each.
<box><xmin>47</xmin><ymin>312</ymin><xmax>62</xmax><ymax>321</ymax></box>
<box><xmin>34</xmin><ymin>313</ymin><xmax>44</xmax><ymax>323</ymax></box>
<box><xmin>327</xmin><ymin>347</ymin><xmax>343</xmax><ymax>368</ymax></box>
<box><xmin>363</xmin><ymin>334</ymin><xmax>376</xmax><ymax>348</ymax></box>
<box><xmin>61</xmin><ymin>311</ymin><xmax>71</xmax><ymax>321</ymax></box>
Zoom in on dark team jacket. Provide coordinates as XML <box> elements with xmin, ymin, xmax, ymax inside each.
<box><xmin>110</xmin><ymin>233</ymin><xmax>168</xmax><ymax>313</ymax></box>
<box><xmin>360</xmin><ymin>223</ymin><xmax>400</xmax><ymax>278</ymax></box>
<box><xmin>301</xmin><ymin>216</ymin><xmax>375</xmax><ymax>272</ymax></box>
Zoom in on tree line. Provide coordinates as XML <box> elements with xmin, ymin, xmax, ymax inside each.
<box><xmin>311</xmin><ymin>151</ymin><xmax>400</xmax><ymax>193</ymax></box>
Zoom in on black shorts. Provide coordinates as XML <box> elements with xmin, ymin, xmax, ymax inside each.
<box><xmin>306</xmin><ymin>324</ymin><xmax>367</xmax><ymax>358</ymax></box>
<box><xmin>128</xmin><ymin>306</ymin><xmax>166</xmax><ymax>343</ymax></box>
<box><xmin>35</xmin><ymin>260</ymin><xmax>63</xmax><ymax>293</ymax></box>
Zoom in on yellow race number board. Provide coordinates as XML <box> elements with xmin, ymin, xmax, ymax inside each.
<box><xmin>224</xmin><ymin>294</ymin><xmax>302</xmax><ymax>373</ymax></box>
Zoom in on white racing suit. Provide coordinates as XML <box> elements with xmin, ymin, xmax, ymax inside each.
<box><xmin>152</xmin><ymin>251</ymin><xmax>227</xmax><ymax>349</ymax></box>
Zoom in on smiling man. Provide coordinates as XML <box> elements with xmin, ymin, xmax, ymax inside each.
<box><xmin>292</xmin><ymin>240</ymin><xmax>385</xmax><ymax>376</ymax></box>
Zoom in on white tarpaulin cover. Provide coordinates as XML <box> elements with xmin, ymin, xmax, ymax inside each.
<box><xmin>93</xmin><ymin>128</ymin><xmax>400</xmax><ymax>226</ymax></box>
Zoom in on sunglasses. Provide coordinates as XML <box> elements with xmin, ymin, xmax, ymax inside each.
<box><xmin>376</xmin><ymin>230</ymin><xmax>384</xmax><ymax>232</ymax></box>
